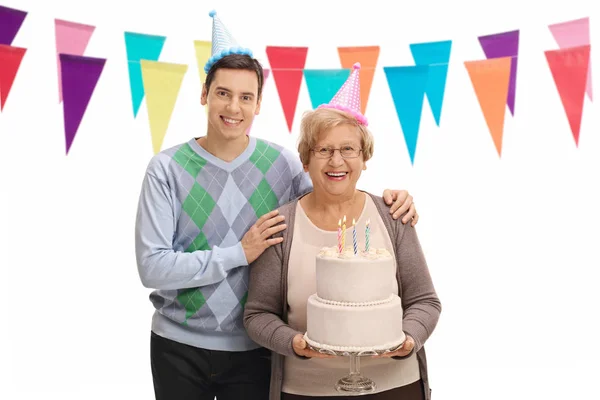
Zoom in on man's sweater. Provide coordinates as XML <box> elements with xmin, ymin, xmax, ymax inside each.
<box><xmin>135</xmin><ymin>136</ymin><xmax>312</xmax><ymax>351</ymax></box>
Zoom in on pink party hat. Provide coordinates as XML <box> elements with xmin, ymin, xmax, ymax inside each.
<box><xmin>204</xmin><ymin>10</ymin><xmax>253</xmax><ymax>73</ymax></box>
<box><xmin>318</xmin><ymin>62</ymin><xmax>368</xmax><ymax>126</ymax></box>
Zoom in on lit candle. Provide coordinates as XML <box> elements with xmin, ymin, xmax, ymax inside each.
<box><xmin>337</xmin><ymin>219</ymin><xmax>342</xmax><ymax>253</ymax></box>
<box><xmin>342</xmin><ymin>215</ymin><xmax>346</xmax><ymax>252</ymax></box>
<box><xmin>365</xmin><ymin>219</ymin><xmax>370</xmax><ymax>252</ymax></box>
<box><xmin>352</xmin><ymin>218</ymin><xmax>358</xmax><ymax>255</ymax></box>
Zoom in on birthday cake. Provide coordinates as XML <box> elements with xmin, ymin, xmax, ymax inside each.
<box><xmin>304</xmin><ymin>245</ymin><xmax>406</xmax><ymax>353</ymax></box>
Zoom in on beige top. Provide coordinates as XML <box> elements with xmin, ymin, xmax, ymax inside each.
<box><xmin>282</xmin><ymin>196</ymin><xmax>420</xmax><ymax>396</ymax></box>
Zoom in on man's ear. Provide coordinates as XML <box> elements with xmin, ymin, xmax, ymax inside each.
<box><xmin>200</xmin><ymin>84</ymin><xmax>208</xmax><ymax>106</ymax></box>
<box><xmin>255</xmin><ymin>95</ymin><xmax>262</xmax><ymax>115</ymax></box>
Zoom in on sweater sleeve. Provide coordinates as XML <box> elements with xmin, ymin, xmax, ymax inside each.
<box><xmin>243</xmin><ymin>207</ymin><xmax>301</xmax><ymax>358</ymax></box>
<box><xmin>292</xmin><ymin>170</ymin><xmax>313</xmax><ymax>200</ymax></box>
<box><xmin>284</xmin><ymin>149</ymin><xmax>313</xmax><ymax>201</ymax></box>
<box><xmin>135</xmin><ymin>162</ymin><xmax>248</xmax><ymax>290</ymax></box>
<box><xmin>393</xmin><ymin>215</ymin><xmax>442</xmax><ymax>353</ymax></box>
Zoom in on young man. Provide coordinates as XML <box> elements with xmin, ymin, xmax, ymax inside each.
<box><xmin>135</xmin><ymin>11</ymin><xmax>419</xmax><ymax>400</ymax></box>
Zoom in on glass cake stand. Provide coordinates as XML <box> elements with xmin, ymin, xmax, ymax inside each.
<box><xmin>306</xmin><ymin>338</ymin><xmax>405</xmax><ymax>395</ymax></box>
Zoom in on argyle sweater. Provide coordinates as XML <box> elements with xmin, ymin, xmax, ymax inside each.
<box><xmin>135</xmin><ymin>136</ymin><xmax>313</xmax><ymax>351</ymax></box>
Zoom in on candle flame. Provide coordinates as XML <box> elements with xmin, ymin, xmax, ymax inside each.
<box><xmin>352</xmin><ymin>218</ymin><xmax>356</xmax><ymax>226</ymax></box>
<box><xmin>343</xmin><ymin>215</ymin><xmax>346</xmax><ymax>224</ymax></box>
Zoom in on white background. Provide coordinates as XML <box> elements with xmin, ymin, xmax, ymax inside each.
<box><xmin>1</xmin><ymin>0</ymin><xmax>599</xmax><ymax>399</ymax></box>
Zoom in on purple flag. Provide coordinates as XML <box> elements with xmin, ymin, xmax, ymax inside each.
<box><xmin>0</xmin><ymin>5</ymin><xmax>27</xmax><ymax>45</ymax></box>
<box><xmin>478</xmin><ymin>30</ymin><xmax>519</xmax><ymax>115</ymax></box>
<box><xmin>60</xmin><ymin>54</ymin><xmax>106</xmax><ymax>154</ymax></box>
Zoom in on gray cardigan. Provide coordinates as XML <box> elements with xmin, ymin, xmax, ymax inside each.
<box><xmin>243</xmin><ymin>192</ymin><xmax>441</xmax><ymax>400</ymax></box>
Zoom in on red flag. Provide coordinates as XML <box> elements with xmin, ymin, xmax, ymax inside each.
<box><xmin>266</xmin><ymin>46</ymin><xmax>308</xmax><ymax>132</ymax></box>
<box><xmin>0</xmin><ymin>44</ymin><xmax>26</xmax><ymax>111</ymax></box>
<box><xmin>545</xmin><ymin>45</ymin><xmax>590</xmax><ymax>146</ymax></box>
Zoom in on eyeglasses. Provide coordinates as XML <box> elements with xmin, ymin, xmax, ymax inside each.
<box><xmin>311</xmin><ymin>146</ymin><xmax>363</xmax><ymax>159</ymax></box>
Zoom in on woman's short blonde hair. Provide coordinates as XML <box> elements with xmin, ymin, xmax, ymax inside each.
<box><xmin>297</xmin><ymin>108</ymin><xmax>374</xmax><ymax>165</ymax></box>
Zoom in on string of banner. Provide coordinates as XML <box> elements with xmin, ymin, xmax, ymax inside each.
<box><xmin>0</xmin><ymin>5</ymin><xmax>592</xmax><ymax>164</ymax></box>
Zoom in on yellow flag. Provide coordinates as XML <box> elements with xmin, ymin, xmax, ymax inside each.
<box><xmin>141</xmin><ymin>60</ymin><xmax>188</xmax><ymax>154</ymax></box>
<box><xmin>194</xmin><ymin>40</ymin><xmax>212</xmax><ymax>85</ymax></box>
<box><xmin>194</xmin><ymin>40</ymin><xmax>211</xmax><ymax>116</ymax></box>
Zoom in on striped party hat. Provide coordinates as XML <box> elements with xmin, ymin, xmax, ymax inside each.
<box><xmin>204</xmin><ymin>10</ymin><xmax>254</xmax><ymax>74</ymax></box>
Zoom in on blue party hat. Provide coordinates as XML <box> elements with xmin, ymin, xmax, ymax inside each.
<box><xmin>204</xmin><ymin>10</ymin><xmax>254</xmax><ymax>73</ymax></box>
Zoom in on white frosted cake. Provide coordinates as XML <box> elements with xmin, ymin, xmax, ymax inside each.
<box><xmin>304</xmin><ymin>246</ymin><xmax>406</xmax><ymax>352</ymax></box>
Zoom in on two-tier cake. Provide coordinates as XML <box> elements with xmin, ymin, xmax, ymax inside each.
<box><xmin>304</xmin><ymin>246</ymin><xmax>405</xmax><ymax>353</ymax></box>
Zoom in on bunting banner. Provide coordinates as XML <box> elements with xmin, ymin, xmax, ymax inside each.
<box><xmin>548</xmin><ymin>17</ymin><xmax>592</xmax><ymax>101</ymax></box>
<box><xmin>266</xmin><ymin>46</ymin><xmax>308</xmax><ymax>132</ymax></box>
<box><xmin>124</xmin><ymin>32</ymin><xmax>166</xmax><ymax>117</ymax></box>
<box><xmin>60</xmin><ymin>54</ymin><xmax>106</xmax><ymax>154</ymax></box>
<box><xmin>140</xmin><ymin>60</ymin><xmax>188</xmax><ymax>154</ymax></box>
<box><xmin>409</xmin><ymin>40</ymin><xmax>452</xmax><ymax>126</ymax></box>
<box><xmin>0</xmin><ymin>7</ymin><xmax>594</xmax><ymax>161</ymax></box>
<box><xmin>0</xmin><ymin>5</ymin><xmax>27</xmax><ymax>45</ymax></box>
<box><xmin>464</xmin><ymin>57</ymin><xmax>512</xmax><ymax>157</ymax></box>
<box><xmin>0</xmin><ymin>44</ymin><xmax>26</xmax><ymax>111</ymax></box>
<box><xmin>478</xmin><ymin>30</ymin><xmax>520</xmax><ymax>116</ymax></box>
<box><xmin>303</xmin><ymin>68</ymin><xmax>350</xmax><ymax>109</ymax></box>
<box><xmin>384</xmin><ymin>65</ymin><xmax>429</xmax><ymax>165</ymax></box>
<box><xmin>55</xmin><ymin>19</ymin><xmax>95</xmax><ymax>103</ymax></box>
<box><xmin>338</xmin><ymin>46</ymin><xmax>379</xmax><ymax>114</ymax></box>
<box><xmin>544</xmin><ymin>45</ymin><xmax>590</xmax><ymax>146</ymax></box>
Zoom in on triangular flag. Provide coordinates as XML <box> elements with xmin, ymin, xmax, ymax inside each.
<box><xmin>193</xmin><ymin>40</ymin><xmax>211</xmax><ymax>86</ymax></box>
<box><xmin>384</xmin><ymin>65</ymin><xmax>429</xmax><ymax>165</ymax></box>
<box><xmin>478</xmin><ymin>30</ymin><xmax>519</xmax><ymax>116</ymax></box>
<box><xmin>124</xmin><ymin>32</ymin><xmax>166</xmax><ymax>117</ymax></box>
<box><xmin>194</xmin><ymin>40</ymin><xmax>212</xmax><ymax>117</ymax></box>
<box><xmin>464</xmin><ymin>57</ymin><xmax>512</xmax><ymax>157</ymax></box>
<box><xmin>549</xmin><ymin>17</ymin><xmax>592</xmax><ymax>101</ymax></box>
<box><xmin>60</xmin><ymin>54</ymin><xmax>106</xmax><ymax>154</ymax></box>
<box><xmin>337</xmin><ymin>46</ymin><xmax>379</xmax><ymax>114</ymax></box>
<box><xmin>247</xmin><ymin>68</ymin><xmax>270</xmax><ymax>136</ymax></box>
<box><xmin>0</xmin><ymin>5</ymin><xmax>27</xmax><ymax>45</ymax></box>
<box><xmin>0</xmin><ymin>44</ymin><xmax>26</xmax><ymax>111</ymax></box>
<box><xmin>545</xmin><ymin>45</ymin><xmax>590</xmax><ymax>146</ymax></box>
<box><xmin>303</xmin><ymin>68</ymin><xmax>350</xmax><ymax>109</ymax></box>
<box><xmin>55</xmin><ymin>19</ymin><xmax>95</xmax><ymax>103</ymax></box>
<box><xmin>266</xmin><ymin>46</ymin><xmax>308</xmax><ymax>132</ymax></box>
<box><xmin>141</xmin><ymin>60</ymin><xmax>187</xmax><ymax>154</ymax></box>
<box><xmin>410</xmin><ymin>40</ymin><xmax>452</xmax><ymax>126</ymax></box>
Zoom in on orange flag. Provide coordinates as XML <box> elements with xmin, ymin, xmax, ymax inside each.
<box><xmin>464</xmin><ymin>57</ymin><xmax>512</xmax><ymax>157</ymax></box>
<box><xmin>338</xmin><ymin>46</ymin><xmax>379</xmax><ymax>115</ymax></box>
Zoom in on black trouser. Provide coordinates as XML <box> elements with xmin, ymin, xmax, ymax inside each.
<box><xmin>151</xmin><ymin>331</ymin><xmax>271</xmax><ymax>400</ymax></box>
<box><xmin>281</xmin><ymin>379</ymin><xmax>425</xmax><ymax>400</ymax></box>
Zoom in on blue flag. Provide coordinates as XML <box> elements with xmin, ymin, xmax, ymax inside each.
<box><xmin>384</xmin><ymin>65</ymin><xmax>429</xmax><ymax>165</ymax></box>
<box><xmin>124</xmin><ymin>32</ymin><xmax>166</xmax><ymax>117</ymax></box>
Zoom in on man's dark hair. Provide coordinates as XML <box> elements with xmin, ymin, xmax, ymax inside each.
<box><xmin>204</xmin><ymin>54</ymin><xmax>264</xmax><ymax>100</ymax></box>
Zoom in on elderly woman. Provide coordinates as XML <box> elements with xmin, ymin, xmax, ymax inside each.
<box><xmin>243</xmin><ymin>105</ymin><xmax>441</xmax><ymax>400</ymax></box>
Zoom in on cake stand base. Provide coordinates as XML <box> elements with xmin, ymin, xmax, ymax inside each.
<box><xmin>334</xmin><ymin>354</ymin><xmax>377</xmax><ymax>394</ymax></box>
<box><xmin>305</xmin><ymin>337</ymin><xmax>405</xmax><ymax>395</ymax></box>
